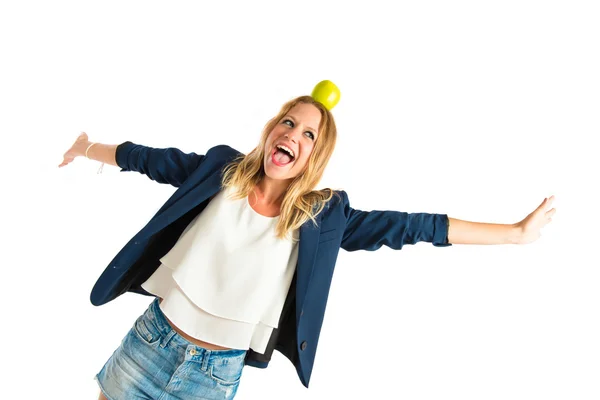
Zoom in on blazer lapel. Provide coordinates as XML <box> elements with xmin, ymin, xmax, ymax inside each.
<box><xmin>142</xmin><ymin>172</ymin><xmax>223</xmax><ymax>239</ymax></box>
<box><xmin>295</xmin><ymin>208</ymin><xmax>324</xmax><ymax>325</ymax></box>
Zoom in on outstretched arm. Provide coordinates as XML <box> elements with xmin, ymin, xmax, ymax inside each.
<box><xmin>447</xmin><ymin>196</ymin><xmax>556</xmax><ymax>245</ymax></box>
<box><xmin>340</xmin><ymin>191</ymin><xmax>451</xmax><ymax>252</ymax></box>
<box><xmin>447</xmin><ymin>218</ymin><xmax>521</xmax><ymax>245</ymax></box>
<box><xmin>58</xmin><ymin>132</ymin><xmax>118</xmax><ymax>168</ymax></box>
<box><xmin>58</xmin><ymin>132</ymin><xmax>204</xmax><ymax>187</ymax></box>
<box><xmin>115</xmin><ymin>141</ymin><xmax>204</xmax><ymax>187</ymax></box>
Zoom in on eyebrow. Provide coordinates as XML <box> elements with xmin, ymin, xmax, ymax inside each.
<box><xmin>285</xmin><ymin>115</ymin><xmax>317</xmax><ymax>134</ymax></box>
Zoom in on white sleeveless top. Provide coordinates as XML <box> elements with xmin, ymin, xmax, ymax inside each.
<box><xmin>141</xmin><ymin>185</ymin><xmax>299</xmax><ymax>353</ymax></box>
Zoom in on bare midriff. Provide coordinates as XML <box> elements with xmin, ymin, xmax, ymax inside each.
<box><xmin>158</xmin><ymin>297</ymin><xmax>233</xmax><ymax>351</ymax></box>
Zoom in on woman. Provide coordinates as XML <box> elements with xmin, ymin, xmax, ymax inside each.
<box><xmin>59</xmin><ymin>86</ymin><xmax>556</xmax><ymax>400</ymax></box>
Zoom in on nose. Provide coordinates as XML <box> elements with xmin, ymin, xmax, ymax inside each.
<box><xmin>285</xmin><ymin>131</ymin><xmax>298</xmax><ymax>143</ymax></box>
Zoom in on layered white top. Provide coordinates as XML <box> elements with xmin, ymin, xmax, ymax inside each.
<box><xmin>141</xmin><ymin>185</ymin><xmax>299</xmax><ymax>353</ymax></box>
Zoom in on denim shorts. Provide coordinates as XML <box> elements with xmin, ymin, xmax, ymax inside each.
<box><xmin>95</xmin><ymin>298</ymin><xmax>247</xmax><ymax>400</ymax></box>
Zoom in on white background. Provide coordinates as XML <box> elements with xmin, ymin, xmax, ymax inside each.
<box><xmin>1</xmin><ymin>1</ymin><xmax>598</xmax><ymax>399</ymax></box>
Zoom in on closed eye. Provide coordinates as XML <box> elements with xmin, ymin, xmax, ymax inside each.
<box><xmin>283</xmin><ymin>119</ymin><xmax>315</xmax><ymax>140</ymax></box>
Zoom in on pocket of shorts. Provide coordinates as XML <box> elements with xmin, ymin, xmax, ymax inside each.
<box><xmin>132</xmin><ymin>315</ymin><xmax>161</xmax><ymax>345</ymax></box>
<box><xmin>209</xmin><ymin>362</ymin><xmax>243</xmax><ymax>386</ymax></box>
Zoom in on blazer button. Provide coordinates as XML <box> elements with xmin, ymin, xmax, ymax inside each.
<box><xmin>300</xmin><ymin>341</ymin><xmax>307</xmax><ymax>351</ymax></box>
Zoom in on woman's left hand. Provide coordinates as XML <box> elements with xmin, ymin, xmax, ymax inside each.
<box><xmin>515</xmin><ymin>195</ymin><xmax>556</xmax><ymax>244</ymax></box>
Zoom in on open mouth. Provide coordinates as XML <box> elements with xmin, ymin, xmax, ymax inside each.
<box><xmin>271</xmin><ymin>146</ymin><xmax>295</xmax><ymax>166</ymax></box>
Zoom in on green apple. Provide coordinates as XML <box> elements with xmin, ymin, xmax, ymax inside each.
<box><xmin>311</xmin><ymin>80</ymin><xmax>341</xmax><ymax>110</ymax></box>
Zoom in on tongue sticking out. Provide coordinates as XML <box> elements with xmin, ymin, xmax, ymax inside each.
<box><xmin>274</xmin><ymin>149</ymin><xmax>293</xmax><ymax>165</ymax></box>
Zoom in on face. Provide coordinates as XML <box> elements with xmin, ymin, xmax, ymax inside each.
<box><xmin>264</xmin><ymin>102</ymin><xmax>322</xmax><ymax>182</ymax></box>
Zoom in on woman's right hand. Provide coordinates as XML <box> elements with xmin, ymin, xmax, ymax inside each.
<box><xmin>58</xmin><ymin>132</ymin><xmax>91</xmax><ymax>168</ymax></box>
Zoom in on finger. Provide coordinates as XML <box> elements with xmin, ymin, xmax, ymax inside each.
<box><xmin>59</xmin><ymin>156</ymin><xmax>73</xmax><ymax>167</ymax></box>
<box><xmin>538</xmin><ymin>195</ymin><xmax>555</xmax><ymax>210</ymax></box>
<box><xmin>537</xmin><ymin>197</ymin><xmax>548</xmax><ymax>210</ymax></box>
<box><xmin>545</xmin><ymin>208</ymin><xmax>556</xmax><ymax>217</ymax></box>
<box><xmin>538</xmin><ymin>197</ymin><xmax>548</xmax><ymax>209</ymax></box>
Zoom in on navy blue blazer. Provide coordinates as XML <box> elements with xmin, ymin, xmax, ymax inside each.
<box><xmin>90</xmin><ymin>141</ymin><xmax>452</xmax><ymax>388</ymax></box>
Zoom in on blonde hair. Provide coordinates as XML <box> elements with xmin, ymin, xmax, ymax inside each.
<box><xmin>221</xmin><ymin>95</ymin><xmax>341</xmax><ymax>241</ymax></box>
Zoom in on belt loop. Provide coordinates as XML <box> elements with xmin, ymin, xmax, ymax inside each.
<box><xmin>202</xmin><ymin>349</ymin><xmax>211</xmax><ymax>371</ymax></box>
<box><xmin>160</xmin><ymin>330</ymin><xmax>177</xmax><ymax>349</ymax></box>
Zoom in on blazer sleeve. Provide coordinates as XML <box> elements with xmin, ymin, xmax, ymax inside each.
<box><xmin>340</xmin><ymin>191</ymin><xmax>452</xmax><ymax>252</ymax></box>
<box><xmin>115</xmin><ymin>141</ymin><xmax>205</xmax><ymax>187</ymax></box>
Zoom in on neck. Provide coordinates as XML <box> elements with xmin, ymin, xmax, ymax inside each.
<box><xmin>254</xmin><ymin>176</ymin><xmax>291</xmax><ymax>206</ymax></box>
